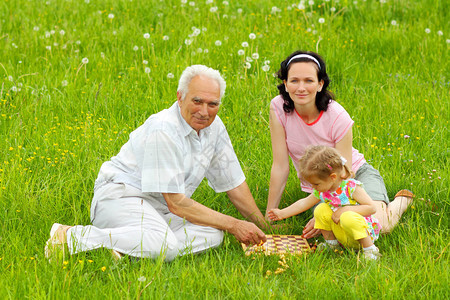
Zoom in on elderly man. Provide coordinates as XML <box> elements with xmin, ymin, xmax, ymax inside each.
<box><xmin>45</xmin><ymin>65</ymin><xmax>267</xmax><ymax>262</ymax></box>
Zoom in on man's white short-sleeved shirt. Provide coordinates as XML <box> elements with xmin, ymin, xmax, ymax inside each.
<box><xmin>96</xmin><ymin>102</ymin><xmax>245</xmax><ymax>201</ymax></box>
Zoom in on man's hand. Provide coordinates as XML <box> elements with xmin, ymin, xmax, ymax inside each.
<box><xmin>302</xmin><ymin>218</ymin><xmax>321</xmax><ymax>239</ymax></box>
<box><xmin>229</xmin><ymin>219</ymin><xmax>266</xmax><ymax>246</ymax></box>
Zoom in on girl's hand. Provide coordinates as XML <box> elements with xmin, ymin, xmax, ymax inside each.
<box><xmin>331</xmin><ymin>208</ymin><xmax>347</xmax><ymax>224</ymax></box>
<box><xmin>267</xmin><ymin>209</ymin><xmax>284</xmax><ymax>221</ymax></box>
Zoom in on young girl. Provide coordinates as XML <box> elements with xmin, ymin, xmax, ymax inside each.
<box><xmin>268</xmin><ymin>145</ymin><xmax>382</xmax><ymax>260</ymax></box>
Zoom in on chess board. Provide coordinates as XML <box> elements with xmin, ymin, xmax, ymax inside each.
<box><xmin>242</xmin><ymin>235</ymin><xmax>311</xmax><ymax>256</ymax></box>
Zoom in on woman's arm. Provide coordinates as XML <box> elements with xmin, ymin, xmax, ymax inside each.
<box><xmin>265</xmin><ymin>108</ymin><xmax>290</xmax><ymax>218</ymax></box>
<box><xmin>331</xmin><ymin>185</ymin><xmax>377</xmax><ymax>223</ymax></box>
<box><xmin>335</xmin><ymin>128</ymin><xmax>354</xmax><ymax>175</ymax></box>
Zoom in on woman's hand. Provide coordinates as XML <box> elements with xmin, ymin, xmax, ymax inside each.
<box><xmin>302</xmin><ymin>218</ymin><xmax>321</xmax><ymax>239</ymax></box>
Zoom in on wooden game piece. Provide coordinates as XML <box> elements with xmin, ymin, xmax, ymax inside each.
<box><xmin>242</xmin><ymin>235</ymin><xmax>311</xmax><ymax>256</ymax></box>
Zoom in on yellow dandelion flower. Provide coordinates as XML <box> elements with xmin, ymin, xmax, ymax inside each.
<box><xmin>63</xmin><ymin>261</ymin><xmax>69</xmax><ymax>265</ymax></box>
<box><xmin>101</xmin><ymin>266</ymin><xmax>106</xmax><ymax>272</ymax></box>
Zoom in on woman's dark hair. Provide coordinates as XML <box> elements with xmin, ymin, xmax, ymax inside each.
<box><xmin>276</xmin><ymin>50</ymin><xmax>334</xmax><ymax>113</ymax></box>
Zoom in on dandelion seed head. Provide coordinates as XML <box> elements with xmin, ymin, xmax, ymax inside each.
<box><xmin>82</xmin><ymin>57</ymin><xmax>89</xmax><ymax>64</ymax></box>
<box><xmin>185</xmin><ymin>39</ymin><xmax>192</xmax><ymax>46</ymax></box>
<box><xmin>8</xmin><ymin>76</ymin><xmax>13</xmax><ymax>81</ymax></box>
<box><xmin>62</xmin><ymin>80</ymin><xmax>68</xmax><ymax>87</ymax></box>
<box><xmin>210</xmin><ymin>6</ymin><xmax>218</xmax><ymax>12</ymax></box>
<box><xmin>437</xmin><ymin>30</ymin><xmax>443</xmax><ymax>36</ymax></box>
<box><xmin>238</xmin><ymin>49</ymin><xmax>245</xmax><ymax>56</ymax></box>
<box><xmin>262</xmin><ymin>65</ymin><xmax>270</xmax><ymax>72</ymax></box>
<box><xmin>11</xmin><ymin>86</ymin><xmax>17</xmax><ymax>92</ymax></box>
<box><xmin>319</xmin><ymin>18</ymin><xmax>325</xmax><ymax>24</ymax></box>
<box><xmin>143</xmin><ymin>33</ymin><xmax>150</xmax><ymax>39</ymax></box>
<box><xmin>330</xmin><ymin>7</ymin><xmax>336</xmax><ymax>12</ymax></box>
<box><xmin>33</xmin><ymin>26</ymin><xmax>40</xmax><ymax>31</ymax></box>
<box><xmin>298</xmin><ymin>3</ymin><xmax>305</xmax><ymax>10</ymax></box>
<box><xmin>85</xmin><ymin>0</ymin><xmax>90</xmax><ymax>3</ymax></box>
<box><xmin>215</xmin><ymin>40</ymin><xmax>222</xmax><ymax>46</ymax></box>
<box><xmin>246</xmin><ymin>57</ymin><xmax>253</xmax><ymax>62</ymax></box>
<box><xmin>308</xmin><ymin>0</ymin><xmax>315</xmax><ymax>5</ymax></box>
<box><xmin>163</xmin><ymin>35</ymin><xmax>169</xmax><ymax>40</ymax></box>
<box><xmin>138</xmin><ymin>276</ymin><xmax>146</xmax><ymax>282</ymax></box>
<box><xmin>46</xmin><ymin>45</ymin><xmax>51</xmax><ymax>51</ymax></box>
<box><xmin>167</xmin><ymin>73</ymin><xmax>174</xmax><ymax>79</ymax></box>
<box><xmin>108</xmin><ymin>14</ymin><xmax>114</xmax><ymax>19</ymax></box>
<box><xmin>425</xmin><ymin>28</ymin><xmax>431</xmax><ymax>34</ymax></box>
<box><xmin>145</xmin><ymin>67</ymin><xmax>151</xmax><ymax>74</ymax></box>
<box><xmin>244</xmin><ymin>62</ymin><xmax>251</xmax><ymax>69</ymax></box>
<box><xmin>391</xmin><ymin>20</ymin><xmax>397</xmax><ymax>26</ymax></box>
<box><xmin>143</xmin><ymin>60</ymin><xmax>148</xmax><ymax>65</ymax></box>
<box><xmin>242</xmin><ymin>41</ymin><xmax>249</xmax><ymax>47</ymax></box>
<box><xmin>133</xmin><ymin>45</ymin><xmax>139</xmax><ymax>51</ymax></box>
<box><xmin>249</xmin><ymin>33</ymin><xmax>256</xmax><ymax>40</ymax></box>
<box><xmin>237</xmin><ymin>8</ymin><xmax>243</xmax><ymax>14</ymax></box>
<box><xmin>223</xmin><ymin>1</ymin><xmax>229</xmax><ymax>5</ymax></box>
<box><xmin>76</xmin><ymin>40</ymin><xmax>81</xmax><ymax>45</ymax></box>
<box><xmin>252</xmin><ymin>53</ymin><xmax>259</xmax><ymax>60</ymax></box>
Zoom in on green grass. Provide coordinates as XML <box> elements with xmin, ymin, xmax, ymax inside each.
<box><xmin>1</xmin><ymin>0</ymin><xmax>448</xmax><ymax>298</ymax></box>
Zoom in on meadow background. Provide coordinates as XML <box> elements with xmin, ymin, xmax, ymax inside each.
<box><xmin>1</xmin><ymin>0</ymin><xmax>448</xmax><ymax>298</ymax></box>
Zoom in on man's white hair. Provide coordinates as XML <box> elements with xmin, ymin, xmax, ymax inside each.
<box><xmin>177</xmin><ymin>65</ymin><xmax>226</xmax><ymax>101</ymax></box>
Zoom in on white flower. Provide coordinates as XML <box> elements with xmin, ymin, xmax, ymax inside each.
<box><xmin>215</xmin><ymin>40</ymin><xmax>222</xmax><ymax>46</ymax></box>
<box><xmin>163</xmin><ymin>35</ymin><xmax>169</xmax><ymax>40</ymax></box>
<box><xmin>193</xmin><ymin>28</ymin><xmax>201</xmax><ymax>36</ymax></box>
<box><xmin>11</xmin><ymin>86</ymin><xmax>17</xmax><ymax>92</ymax></box>
<box><xmin>437</xmin><ymin>30</ymin><xmax>443</xmax><ymax>36</ymax></box>
<box><xmin>181</xmin><ymin>0</ymin><xmax>187</xmax><ymax>3</ymax></box>
<box><xmin>143</xmin><ymin>33</ymin><xmax>150</xmax><ymax>39</ymax></box>
<box><xmin>298</xmin><ymin>3</ymin><xmax>305</xmax><ymax>10</ymax></box>
<box><xmin>262</xmin><ymin>65</ymin><xmax>270</xmax><ymax>72</ymax></box>
<box><xmin>108</xmin><ymin>14</ymin><xmax>114</xmax><ymax>19</ymax></box>
<box><xmin>61</xmin><ymin>80</ymin><xmax>68</xmax><ymax>87</ymax></box>
<box><xmin>222</xmin><ymin>14</ymin><xmax>228</xmax><ymax>18</ymax></box>
<box><xmin>85</xmin><ymin>0</ymin><xmax>90</xmax><ymax>3</ymax></box>
<box><xmin>237</xmin><ymin>49</ymin><xmax>245</xmax><ymax>56</ymax></box>
<box><xmin>197</xmin><ymin>48</ymin><xmax>203</xmax><ymax>53</ymax></box>
<box><xmin>425</xmin><ymin>28</ymin><xmax>431</xmax><ymax>34</ymax></box>
<box><xmin>133</xmin><ymin>45</ymin><xmax>139</xmax><ymax>51</ymax></box>
<box><xmin>76</xmin><ymin>40</ymin><xmax>81</xmax><ymax>45</ymax></box>
<box><xmin>143</xmin><ymin>60</ymin><xmax>148</xmax><ymax>65</ymax></box>
<box><xmin>101</xmin><ymin>52</ymin><xmax>105</xmax><ymax>59</ymax></box>
<box><xmin>251</xmin><ymin>53</ymin><xmax>259</xmax><ymax>59</ymax></box>
<box><xmin>308</xmin><ymin>0</ymin><xmax>314</xmax><ymax>5</ymax></box>
<box><xmin>145</xmin><ymin>67</ymin><xmax>151</xmax><ymax>74</ymax></box>
<box><xmin>50</xmin><ymin>30</ymin><xmax>55</xmax><ymax>35</ymax></box>
<box><xmin>210</xmin><ymin>6</ymin><xmax>218</xmax><ymax>12</ymax></box>
<box><xmin>446</xmin><ymin>39</ymin><xmax>450</xmax><ymax>44</ymax></box>
<box><xmin>189</xmin><ymin>1</ymin><xmax>195</xmax><ymax>6</ymax></box>
<box><xmin>391</xmin><ymin>20</ymin><xmax>397</xmax><ymax>26</ymax></box>
<box><xmin>59</xmin><ymin>30</ymin><xmax>65</xmax><ymax>35</ymax></box>
<box><xmin>46</xmin><ymin>46</ymin><xmax>51</xmax><ymax>51</ymax></box>
<box><xmin>206</xmin><ymin>0</ymin><xmax>213</xmax><ymax>4</ymax></box>
<box><xmin>246</xmin><ymin>56</ymin><xmax>253</xmax><ymax>62</ymax></box>
<box><xmin>330</xmin><ymin>7</ymin><xmax>336</xmax><ymax>12</ymax></box>
<box><xmin>264</xmin><ymin>60</ymin><xmax>270</xmax><ymax>65</ymax></box>
<box><xmin>138</xmin><ymin>276</ymin><xmax>146</xmax><ymax>282</ymax></box>
<box><xmin>318</xmin><ymin>18</ymin><xmax>325</xmax><ymax>24</ymax></box>
<box><xmin>237</xmin><ymin>8</ymin><xmax>243</xmax><ymax>14</ymax></box>
<box><xmin>202</xmin><ymin>27</ymin><xmax>207</xmax><ymax>32</ymax></box>
<box><xmin>45</xmin><ymin>31</ymin><xmax>51</xmax><ymax>38</ymax></box>
<box><xmin>33</xmin><ymin>26</ymin><xmax>39</xmax><ymax>31</ymax></box>
<box><xmin>8</xmin><ymin>76</ymin><xmax>13</xmax><ymax>81</ymax></box>
<box><xmin>271</xmin><ymin>6</ymin><xmax>279</xmax><ymax>14</ymax></box>
<box><xmin>244</xmin><ymin>62</ymin><xmax>251</xmax><ymax>69</ymax></box>
<box><xmin>241</xmin><ymin>41</ymin><xmax>249</xmax><ymax>47</ymax></box>
<box><xmin>204</xmin><ymin>49</ymin><xmax>209</xmax><ymax>53</ymax></box>
<box><xmin>184</xmin><ymin>39</ymin><xmax>192</xmax><ymax>46</ymax></box>
<box><xmin>223</xmin><ymin>1</ymin><xmax>229</xmax><ymax>5</ymax></box>
<box><xmin>82</xmin><ymin>57</ymin><xmax>89</xmax><ymax>64</ymax></box>
<box><xmin>53</xmin><ymin>42</ymin><xmax>59</xmax><ymax>47</ymax></box>
<box><xmin>167</xmin><ymin>73</ymin><xmax>174</xmax><ymax>79</ymax></box>
<box><xmin>112</xmin><ymin>31</ymin><xmax>117</xmax><ymax>35</ymax></box>
<box><xmin>249</xmin><ymin>33</ymin><xmax>256</xmax><ymax>40</ymax></box>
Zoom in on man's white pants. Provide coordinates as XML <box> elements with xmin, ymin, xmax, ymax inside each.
<box><xmin>66</xmin><ymin>182</ymin><xmax>223</xmax><ymax>261</ymax></box>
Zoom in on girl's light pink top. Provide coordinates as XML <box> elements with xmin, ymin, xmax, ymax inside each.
<box><xmin>270</xmin><ymin>95</ymin><xmax>366</xmax><ymax>193</ymax></box>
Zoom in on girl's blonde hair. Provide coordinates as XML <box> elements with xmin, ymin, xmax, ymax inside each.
<box><xmin>299</xmin><ymin>145</ymin><xmax>352</xmax><ymax>181</ymax></box>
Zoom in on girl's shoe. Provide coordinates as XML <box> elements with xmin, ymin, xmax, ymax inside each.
<box><xmin>363</xmin><ymin>247</ymin><xmax>381</xmax><ymax>260</ymax></box>
<box><xmin>316</xmin><ymin>242</ymin><xmax>340</xmax><ymax>252</ymax></box>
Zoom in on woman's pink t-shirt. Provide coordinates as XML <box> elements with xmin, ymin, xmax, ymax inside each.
<box><xmin>270</xmin><ymin>95</ymin><xmax>366</xmax><ymax>193</ymax></box>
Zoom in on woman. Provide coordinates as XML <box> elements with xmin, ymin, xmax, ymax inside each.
<box><xmin>265</xmin><ymin>50</ymin><xmax>414</xmax><ymax>238</ymax></box>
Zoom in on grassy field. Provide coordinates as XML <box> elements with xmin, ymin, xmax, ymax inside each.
<box><xmin>1</xmin><ymin>0</ymin><xmax>448</xmax><ymax>298</ymax></box>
